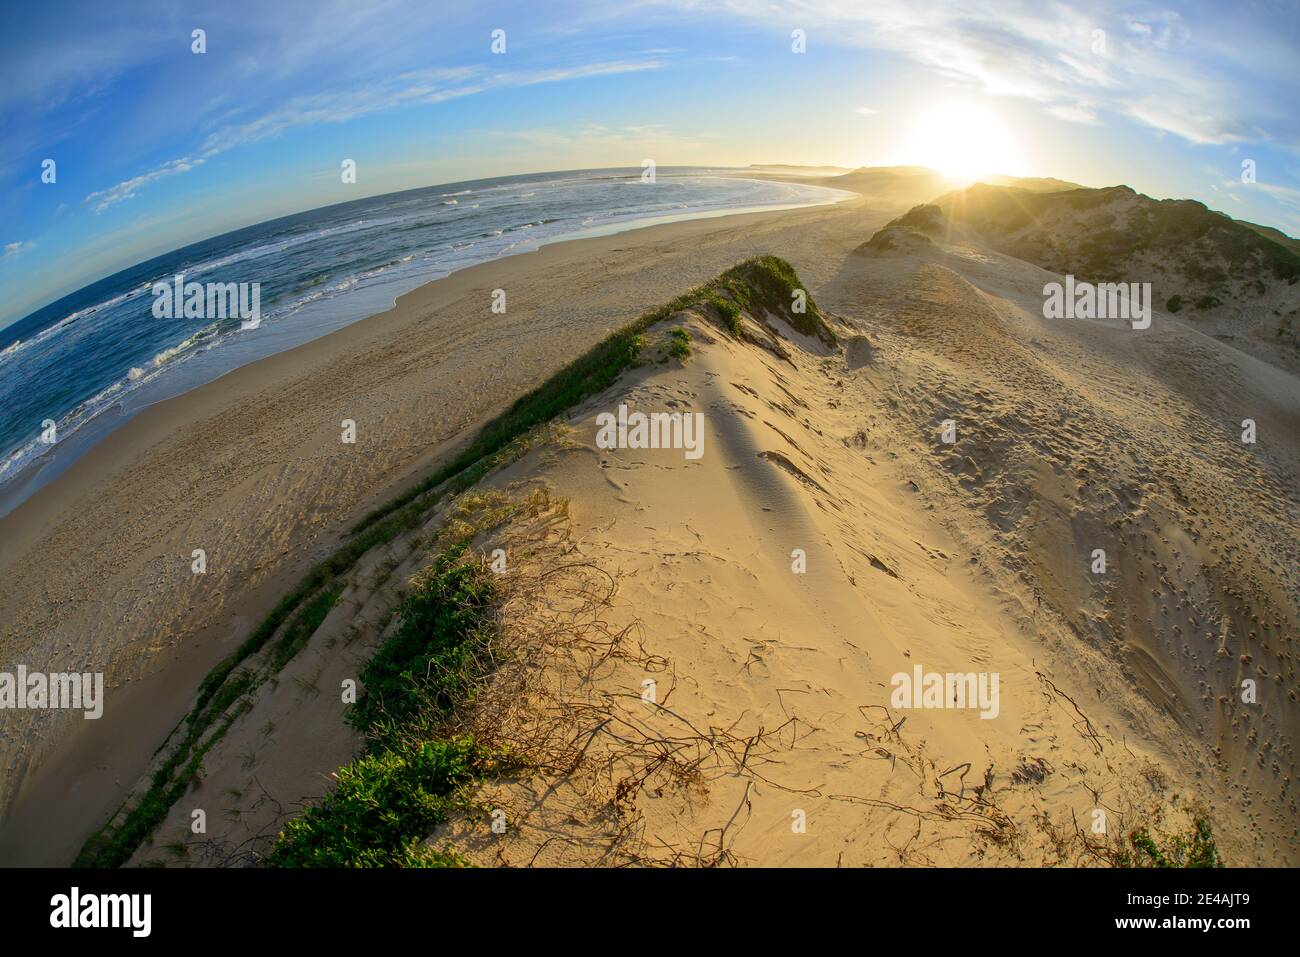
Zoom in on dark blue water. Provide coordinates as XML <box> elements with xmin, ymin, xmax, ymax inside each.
<box><xmin>0</xmin><ymin>168</ymin><xmax>849</xmax><ymax>513</ymax></box>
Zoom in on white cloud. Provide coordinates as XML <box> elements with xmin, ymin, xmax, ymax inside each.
<box><xmin>1237</xmin><ymin>180</ymin><xmax>1300</xmax><ymax>216</ymax></box>
<box><xmin>82</xmin><ymin>57</ymin><xmax>666</xmax><ymax>212</ymax></box>
<box><xmin>3</xmin><ymin>241</ymin><xmax>30</xmax><ymax>259</ymax></box>
<box><xmin>662</xmin><ymin>0</ymin><xmax>1274</xmax><ymax>147</ymax></box>
<box><xmin>84</xmin><ymin>157</ymin><xmax>207</xmax><ymax>213</ymax></box>
<box><xmin>1048</xmin><ymin>104</ymin><xmax>1098</xmax><ymax>125</ymax></box>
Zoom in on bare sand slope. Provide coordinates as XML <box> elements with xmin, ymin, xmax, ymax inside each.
<box><xmin>439</xmin><ymin>261</ymin><xmax>1296</xmax><ymax>866</ymax></box>
<box><xmin>133</xmin><ymin>231</ymin><xmax>1296</xmax><ymax>867</ymax></box>
<box><xmin>814</xmin><ymin>240</ymin><xmax>1299</xmax><ymax>863</ymax></box>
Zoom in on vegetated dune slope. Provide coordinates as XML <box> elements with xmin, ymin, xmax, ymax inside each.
<box><xmin>909</xmin><ymin>184</ymin><xmax>1300</xmax><ymax>371</ymax></box>
<box><xmin>126</xmin><ymin>230</ymin><xmax>1298</xmax><ymax>867</ymax></box>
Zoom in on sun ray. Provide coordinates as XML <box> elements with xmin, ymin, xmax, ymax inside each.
<box><xmin>904</xmin><ymin>101</ymin><xmax>1021</xmax><ymax>182</ymax></box>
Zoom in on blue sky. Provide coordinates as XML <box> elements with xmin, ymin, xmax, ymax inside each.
<box><xmin>2</xmin><ymin>0</ymin><xmax>1298</xmax><ymax>328</ymax></box>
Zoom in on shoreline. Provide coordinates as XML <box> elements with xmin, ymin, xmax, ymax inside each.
<box><xmin>0</xmin><ymin>186</ymin><xmax>855</xmax><ymax>521</ymax></box>
<box><xmin>0</xmin><ymin>195</ymin><xmax>883</xmax><ymax>865</ymax></box>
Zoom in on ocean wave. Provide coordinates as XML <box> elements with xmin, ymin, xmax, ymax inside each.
<box><xmin>149</xmin><ymin>325</ymin><xmax>219</xmax><ymax>368</ymax></box>
<box><xmin>1</xmin><ymin>281</ymin><xmax>154</xmax><ymax>363</ymax></box>
<box><xmin>181</xmin><ymin>215</ymin><xmax>409</xmax><ymax>278</ymax></box>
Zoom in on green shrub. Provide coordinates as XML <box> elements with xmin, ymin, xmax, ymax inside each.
<box><xmin>1117</xmin><ymin>816</ymin><xmax>1223</xmax><ymax>868</ymax></box>
<box><xmin>708</xmin><ymin>293</ymin><xmax>742</xmax><ymax>335</ymax></box>
<box><xmin>269</xmin><ymin>545</ymin><xmax>506</xmax><ymax>867</ymax></box>
<box><xmin>717</xmin><ymin>256</ymin><xmax>836</xmax><ymax>346</ymax></box>
<box><xmin>666</xmin><ymin>327</ymin><xmax>692</xmax><ymax>359</ymax></box>
<box><xmin>267</xmin><ymin>736</ymin><xmax>492</xmax><ymax>867</ymax></box>
<box><xmin>348</xmin><ymin>548</ymin><xmax>495</xmax><ymax>736</ymax></box>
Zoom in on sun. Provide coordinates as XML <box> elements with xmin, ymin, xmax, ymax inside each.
<box><xmin>904</xmin><ymin>101</ymin><xmax>1021</xmax><ymax>183</ymax></box>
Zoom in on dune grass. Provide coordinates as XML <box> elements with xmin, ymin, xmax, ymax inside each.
<box><xmin>666</xmin><ymin>326</ymin><xmax>693</xmax><ymax>359</ymax></box>
<box><xmin>347</xmin><ymin>546</ymin><xmax>496</xmax><ymax>736</ymax></box>
<box><xmin>268</xmin><ymin>547</ymin><xmax>504</xmax><ymax>867</ymax></box>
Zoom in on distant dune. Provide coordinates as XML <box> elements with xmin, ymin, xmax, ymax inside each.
<box><xmin>790</xmin><ymin>166</ymin><xmax>1082</xmax><ymax>212</ymax></box>
<box><xmin>885</xmin><ymin>184</ymin><xmax>1300</xmax><ymax>371</ymax></box>
<box><xmin>747</xmin><ymin>163</ymin><xmax>855</xmax><ymax>176</ymax></box>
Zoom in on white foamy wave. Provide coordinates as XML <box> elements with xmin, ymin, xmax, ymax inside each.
<box><xmin>0</xmin><ymin>282</ymin><xmax>150</xmax><ymax>363</ymax></box>
<box><xmin>148</xmin><ymin>324</ymin><xmax>218</xmax><ymax>368</ymax></box>
<box><xmin>181</xmin><ymin>215</ymin><xmax>410</xmax><ymax>278</ymax></box>
<box><xmin>0</xmin><ymin>372</ymin><xmax>138</xmax><ymax>485</ymax></box>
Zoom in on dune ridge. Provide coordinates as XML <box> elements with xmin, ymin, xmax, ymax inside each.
<box><xmin>103</xmin><ymin>236</ymin><xmax>1297</xmax><ymax>866</ymax></box>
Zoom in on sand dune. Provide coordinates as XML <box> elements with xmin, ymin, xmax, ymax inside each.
<box><xmin>100</xmin><ymin>214</ymin><xmax>1298</xmax><ymax>868</ymax></box>
<box><xmin>3</xmin><ymin>186</ymin><xmax>1296</xmax><ymax>867</ymax></box>
<box><xmin>906</xmin><ymin>185</ymin><xmax>1300</xmax><ymax>372</ymax></box>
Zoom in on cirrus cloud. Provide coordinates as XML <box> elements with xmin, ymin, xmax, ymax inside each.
<box><xmin>83</xmin><ymin>57</ymin><xmax>666</xmax><ymax>212</ymax></box>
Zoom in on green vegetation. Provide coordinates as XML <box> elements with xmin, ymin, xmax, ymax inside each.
<box><xmin>707</xmin><ymin>292</ymin><xmax>742</xmax><ymax>335</ymax></box>
<box><xmin>941</xmin><ymin>184</ymin><xmax>1300</xmax><ymax>290</ymax></box>
<box><xmin>716</xmin><ymin>256</ymin><xmax>836</xmax><ymax>346</ymax></box>
<box><xmin>1116</xmin><ymin>816</ymin><xmax>1224</xmax><ymax>868</ymax></box>
<box><xmin>1166</xmin><ymin>295</ymin><xmax>1184</xmax><ymax>313</ymax></box>
<box><xmin>348</xmin><ymin>547</ymin><xmax>495</xmax><ymax>735</ymax></box>
<box><xmin>666</xmin><ymin>326</ymin><xmax>692</xmax><ymax>359</ymax></box>
<box><xmin>76</xmin><ymin>256</ymin><xmax>821</xmax><ymax>867</ymax></box>
<box><xmin>268</xmin><ymin>736</ymin><xmax>495</xmax><ymax>867</ymax></box>
<box><xmin>273</xmin><ymin>537</ymin><xmax>508</xmax><ymax>865</ymax></box>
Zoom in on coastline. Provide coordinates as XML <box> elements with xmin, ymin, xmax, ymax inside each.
<box><xmin>0</xmin><ymin>195</ymin><xmax>883</xmax><ymax>865</ymax></box>
<box><xmin>0</xmin><ymin>183</ymin><xmax>856</xmax><ymax>520</ymax></box>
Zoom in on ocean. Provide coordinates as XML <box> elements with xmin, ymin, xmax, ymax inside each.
<box><xmin>0</xmin><ymin>168</ymin><xmax>851</xmax><ymax>515</ymax></box>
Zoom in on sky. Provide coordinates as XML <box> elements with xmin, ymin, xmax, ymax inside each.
<box><xmin>2</xmin><ymin>0</ymin><xmax>1298</xmax><ymax>328</ymax></box>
